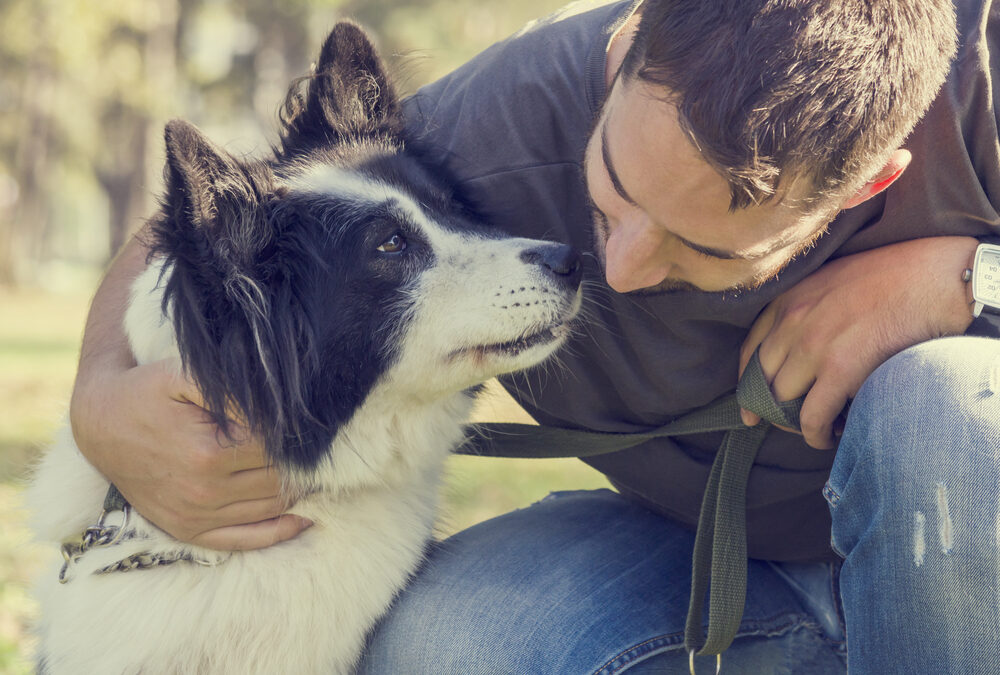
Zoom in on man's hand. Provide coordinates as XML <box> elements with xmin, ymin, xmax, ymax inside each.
<box><xmin>739</xmin><ymin>236</ymin><xmax>978</xmax><ymax>449</ymax></box>
<box><xmin>70</xmin><ymin>358</ymin><xmax>312</xmax><ymax>550</ymax></box>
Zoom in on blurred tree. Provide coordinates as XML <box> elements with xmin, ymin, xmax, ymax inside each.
<box><xmin>0</xmin><ymin>0</ymin><xmax>55</xmax><ymax>284</ymax></box>
<box><xmin>0</xmin><ymin>0</ymin><xmax>565</xmax><ymax>287</ymax></box>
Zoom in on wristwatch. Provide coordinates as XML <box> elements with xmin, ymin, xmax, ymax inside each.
<box><xmin>970</xmin><ymin>243</ymin><xmax>1000</xmax><ymax>317</ymax></box>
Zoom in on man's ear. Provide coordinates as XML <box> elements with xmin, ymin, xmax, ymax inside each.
<box><xmin>841</xmin><ymin>148</ymin><xmax>912</xmax><ymax>209</ymax></box>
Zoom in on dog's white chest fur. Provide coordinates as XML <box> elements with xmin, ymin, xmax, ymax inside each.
<box><xmin>29</xmin><ymin>264</ymin><xmax>471</xmax><ymax>674</ymax></box>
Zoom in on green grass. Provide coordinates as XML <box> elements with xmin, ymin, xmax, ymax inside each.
<box><xmin>0</xmin><ymin>285</ymin><xmax>610</xmax><ymax>672</ymax></box>
<box><xmin>0</xmin><ymin>287</ymin><xmax>89</xmax><ymax>675</ymax></box>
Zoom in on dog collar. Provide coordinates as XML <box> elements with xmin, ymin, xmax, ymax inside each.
<box><xmin>58</xmin><ymin>484</ymin><xmax>227</xmax><ymax>583</ymax></box>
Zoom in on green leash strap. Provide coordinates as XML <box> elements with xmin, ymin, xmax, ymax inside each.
<box><xmin>457</xmin><ymin>349</ymin><xmax>804</xmax><ymax>658</ymax></box>
<box><xmin>684</xmin><ymin>352</ymin><xmax>802</xmax><ymax>655</ymax></box>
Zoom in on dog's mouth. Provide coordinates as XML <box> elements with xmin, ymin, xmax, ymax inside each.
<box><xmin>452</xmin><ymin>321</ymin><xmax>572</xmax><ymax>361</ymax></box>
<box><xmin>483</xmin><ymin>322</ymin><xmax>569</xmax><ymax>356</ymax></box>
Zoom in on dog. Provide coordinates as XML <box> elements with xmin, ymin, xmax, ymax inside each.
<box><xmin>28</xmin><ymin>22</ymin><xmax>582</xmax><ymax>674</ymax></box>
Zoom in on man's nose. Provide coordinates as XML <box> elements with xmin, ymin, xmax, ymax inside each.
<box><xmin>603</xmin><ymin>218</ymin><xmax>673</xmax><ymax>293</ymax></box>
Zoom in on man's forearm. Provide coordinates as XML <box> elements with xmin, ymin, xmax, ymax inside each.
<box><xmin>75</xmin><ymin>230</ymin><xmax>150</xmax><ymax>377</ymax></box>
<box><xmin>70</xmin><ymin>229</ymin><xmax>152</xmax><ymax>454</ymax></box>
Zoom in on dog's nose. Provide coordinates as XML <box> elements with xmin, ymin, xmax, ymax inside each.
<box><xmin>519</xmin><ymin>243</ymin><xmax>582</xmax><ymax>290</ymax></box>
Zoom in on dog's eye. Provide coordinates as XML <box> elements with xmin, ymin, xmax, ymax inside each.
<box><xmin>376</xmin><ymin>234</ymin><xmax>407</xmax><ymax>254</ymax></box>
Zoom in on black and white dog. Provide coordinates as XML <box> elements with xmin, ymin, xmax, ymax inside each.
<box><xmin>29</xmin><ymin>23</ymin><xmax>581</xmax><ymax>674</ymax></box>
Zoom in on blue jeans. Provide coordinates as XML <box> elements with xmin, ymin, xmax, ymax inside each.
<box><xmin>358</xmin><ymin>337</ymin><xmax>1000</xmax><ymax>674</ymax></box>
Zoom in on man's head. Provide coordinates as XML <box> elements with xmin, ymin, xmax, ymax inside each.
<box><xmin>585</xmin><ymin>0</ymin><xmax>957</xmax><ymax>293</ymax></box>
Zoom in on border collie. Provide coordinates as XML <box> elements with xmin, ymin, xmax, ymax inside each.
<box><xmin>29</xmin><ymin>22</ymin><xmax>582</xmax><ymax>674</ymax></box>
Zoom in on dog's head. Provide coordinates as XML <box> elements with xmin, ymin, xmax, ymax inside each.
<box><xmin>146</xmin><ymin>23</ymin><xmax>581</xmax><ymax>472</ymax></box>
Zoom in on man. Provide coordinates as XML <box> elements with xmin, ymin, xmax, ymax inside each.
<box><xmin>71</xmin><ymin>0</ymin><xmax>1000</xmax><ymax>672</ymax></box>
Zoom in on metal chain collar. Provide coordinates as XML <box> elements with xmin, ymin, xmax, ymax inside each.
<box><xmin>59</xmin><ymin>505</ymin><xmax>225</xmax><ymax>583</ymax></box>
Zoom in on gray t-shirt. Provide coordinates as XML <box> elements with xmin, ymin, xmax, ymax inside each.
<box><xmin>403</xmin><ymin>0</ymin><xmax>1000</xmax><ymax>561</ymax></box>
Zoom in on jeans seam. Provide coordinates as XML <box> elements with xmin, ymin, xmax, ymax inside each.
<box><xmin>823</xmin><ymin>482</ymin><xmax>848</xmax><ymax>558</ymax></box>
<box><xmin>828</xmin><ymin>561</ymin><xmax>848</xmax><ymax>657</ymax></box>
<box><xmin>822</xmin><ymin>482</ymin><xmax>841</xmax><ymax>507</ymax></box>
<box><xmin>594</xmin><ymin>612</ymin><xmax>826</xmax><ymax>675</ymax></box>
<box><xmin>596</xmin><ymin>632</ymin><xmax>682</xmax><ymax>675</ymax></box>
<box><xmin>827</xmin><ymin>534</ymin><xmax>847</xmax><ymax>560</ymax></box>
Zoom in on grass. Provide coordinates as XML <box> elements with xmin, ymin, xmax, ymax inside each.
<box><xmin>0</xmin><ymin>287</ymin><xmax>89</xmax><ymax>674</ymax></box>
<box><xmin>0</xmin><ymin>285</ymin><xmax>610</xmax><ymax>673</ymax></box>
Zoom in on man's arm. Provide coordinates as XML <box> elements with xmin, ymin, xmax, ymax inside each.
<box><xmin>69</xmin><ymin>231</ymin><xmax>311</xmax><ymax>549</ymax></box>
<box><xmin>739</xmin><ymin>235</ymin><xmax>978</xmax><ymax>449</ymax></box>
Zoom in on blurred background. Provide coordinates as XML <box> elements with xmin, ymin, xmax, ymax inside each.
<box><xmin>0</xmin><ymin>0</ymin><xmax>611</xmax><ymax>671</ymax></box>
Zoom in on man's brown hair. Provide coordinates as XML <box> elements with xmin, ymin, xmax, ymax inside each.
<box><xmin>622</xmin><ymin>0</ymin><xmax>958</xmax><ymax>211</ymax></box>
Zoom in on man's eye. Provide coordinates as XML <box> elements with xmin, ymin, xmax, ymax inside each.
<box><xmin>376</xmin><ymin>234</ymin><xmax>407</xmax><ymax>254</ymax></box>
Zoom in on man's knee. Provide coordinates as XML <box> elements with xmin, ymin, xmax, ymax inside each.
<box><xmin>826</xmin><ymin>337</ymin><xmax>1000</xmax><ymax>556</ymax></box>
<box><xmin>836</xmin><ymin>336</ymin><xmax>1000</xmax><ymax>474</ymax></box>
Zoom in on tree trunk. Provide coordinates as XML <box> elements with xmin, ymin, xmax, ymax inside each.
<box><xmin>3</xmin><ymin>52</ymin><xmax>55</xmax><ymax>285</ymax></box>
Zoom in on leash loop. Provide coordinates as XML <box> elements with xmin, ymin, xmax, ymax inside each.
<box><xmin>689</xmin><ymin>650</ymin><xmax>722</xmax><ymax>675</ymax></box>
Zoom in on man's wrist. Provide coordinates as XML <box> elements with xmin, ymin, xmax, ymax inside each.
<box><xmin>963</xmin><ymin>238</ymin><xmax>1000</xmax><ymax>338</ymax></box>
<box><xmin>929</xmin><ymin>236</ymin><xmax>978</xmax><ymax>334</ymax></box>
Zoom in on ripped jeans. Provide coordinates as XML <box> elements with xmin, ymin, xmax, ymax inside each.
<box><xmin>826</xmin><ymin>336</ymin><xmax>1000</xmax><ymax>673</ymax></box>
<box><xmin>358</xmin><ymin>337</ymin><xmax>1000</xmax><ymax>674</ymax></box>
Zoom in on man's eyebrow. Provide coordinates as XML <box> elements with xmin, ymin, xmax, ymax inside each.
<box><xmin>675</xmin><ymin>235</ymin><xmax>770</xmax><ymax>261</ymax></box>
<box><xmin>600</xmin><ymin>119</ymin><xmax>638</xmax><ymax>207</ymax></box>
<box><xmin>600</xmin><ymin>119</ymin><xmax>770</xmax><ymax>262</ymax></box>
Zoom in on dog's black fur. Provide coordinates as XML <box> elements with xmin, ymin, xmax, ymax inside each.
<box><xmin>150</xmin><ymin>23</ymin><xmax>481</xmax><ymax>470</ymax></box>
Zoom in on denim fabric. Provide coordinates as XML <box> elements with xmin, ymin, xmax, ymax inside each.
<box><xmin>359</xmin><ymin>336</ymin><xmax>1000</xmax><ymax>674</ymax></box>
<box><xmin>358</xmin><ymin>489</ymin><xmax>845</xmax><ymax>674</ymax></box>
<box><xmin>827</xmin><ymin>336</ymin><xmax>1000</xmax><ymax>674</ymax></box>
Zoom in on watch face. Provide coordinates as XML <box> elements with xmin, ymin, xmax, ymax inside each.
<box><xmin>974</xmin><ymin>246</ymin><xmax>1000</xmax><ymax>306</ymax></box>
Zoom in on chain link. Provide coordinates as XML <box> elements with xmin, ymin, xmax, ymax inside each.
<box><xmin>59</xmin><ymin>507</ymin><xmax>130</xmax><ymax>583</ymax></box>
<box><xmin>58</xmin><ymin>506</ymin><xmax>225</xmax><ymax>583</ymax></box>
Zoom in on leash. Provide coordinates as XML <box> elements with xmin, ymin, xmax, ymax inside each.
<box><xmin>456</xmin><ymin>349</ymin><xmax>803</xmax><ymax>666</ymax></box>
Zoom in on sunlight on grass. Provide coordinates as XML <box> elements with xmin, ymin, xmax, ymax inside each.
<box><xmin>0</xmin><ymin>287</ymin><xmax>90</xmax><ymax>673</ymax></box>
<box><xmin>0</xmin><ymin>485</ymin><xmax>48</xmax><ymax>675</ymax></box>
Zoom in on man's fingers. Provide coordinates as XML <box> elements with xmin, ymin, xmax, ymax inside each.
<box><xmin>739</xmin><ymin>304</ymin><xmax>778</xmax><ymax>378</ymax></box>
<box><xmin>190</xmin><ymin>515</ymin><xmax>313</xmax><ymax>551</ymax></box>
<box><xmin>769</xmin><ymin>352</ymin><xmax>815</xmax><ymax>405</ymax></box>
<box><xmin>739</xmin><ymin>305</ymin><xmax>779</xmax><ymax>427</ymax></box>
<box><xmin>144</xmin><ymin>494</ymin><xmax>294</xmax><ymax>543</ymax></box>
<box><xmin>208</xmin><ymin>495</ymin><xmax>294</xmax><ymax>528</ymax></box>
<box><xmin>741</xmin><ymin>352</ymin><xmax>815</xmax><ymax>434</ymax></box>
<box><xmin>799</xmin><ymin>385</ymin><xmax>850</xmax><ymax>450</ymax></box>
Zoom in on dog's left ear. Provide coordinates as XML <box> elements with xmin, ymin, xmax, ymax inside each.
<box><xmin>279</xmin><ymin>21</ymin><xmax>403</xmax><ymax>156</ymax></box>
<box><xmin>164</xmin><ymin>119</ymin><xmax>248</xmax><ymax>233</ymax></box>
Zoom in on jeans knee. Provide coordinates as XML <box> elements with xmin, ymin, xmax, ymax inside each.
<box><xmin>846</xmin><ymin>338</ymin><xmax>998</xmax><ymax>459</ymax></box>
<box><xmin>856</xmin><ymin>337</ymin><xmax>998</xmax><ymax>418</ymax></box>
<box><xmin>827</xmin><ymin>338</ymin><xmax>1000</xmax><ymax>511</ymax></box>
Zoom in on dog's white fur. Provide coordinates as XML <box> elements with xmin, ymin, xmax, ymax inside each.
<box><xmin>29</xmin><ymin>169</ymin><xmax>581</xmax><ymax>674</ymax></box>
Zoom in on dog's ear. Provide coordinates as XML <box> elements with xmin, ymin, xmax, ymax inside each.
<box><xmin>161</xmin><ymin>118</ymin><xmax>278</xmax><ymax>277</ymax></box>
<box><xmin>156</xmin><ymin>120</ymin><xmax>311</xmax><ymax>463</ymax></box>
<box><xmin>279</xmin><ymin>21</ymin><xmax>403</xmax><ymax>156</ymax></box>
<box><xmin>164</xmin><ymin>119</ymin><xmax>253</xmax><ymax>231</ymax></box>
